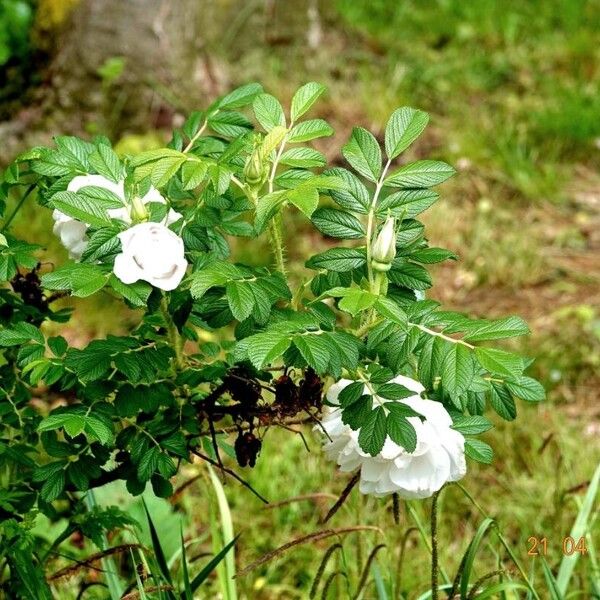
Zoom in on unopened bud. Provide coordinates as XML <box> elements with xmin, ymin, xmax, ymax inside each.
<box><xmin>130</xmin><ymin>196</ymin><xmax>149</xmax><ymax>223</ymax></box>
<box><xmin>371</xmin><ymin>216</ymin><xmax>396</xmax><ymax>268</ymax></box>
<box><xmin>244</xmin><ymin>148</ymin><xmax>266</xmax><ymax>186</ymax></box>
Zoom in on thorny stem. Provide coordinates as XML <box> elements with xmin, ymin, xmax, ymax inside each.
<box><xmin>160</xmin><ymin>296</ymin><xmax>185</xmax><ymax>371</ymax></box>
<box><xmin>265</xmin><ymin>128</ymin><xmax>291</xmax><ymax>276</ymax></box>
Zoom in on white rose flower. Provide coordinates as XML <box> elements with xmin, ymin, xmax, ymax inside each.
<box><xmin>52</xmin><ymin>174</ymin><xmax>182</xmax><ymax>259</ymax></box>
<box><xmin>320</xmin><ymin>375</ymin><xmax>466</xmax><ymax>499</ymax></box>
<box><xmin>113</xmin><ymin>222</ymin><xmax>188</xmax><ymax>291</ymax></box>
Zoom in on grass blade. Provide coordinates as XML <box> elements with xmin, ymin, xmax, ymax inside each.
<box><xmin>542</xmin><ymin>557</ymin><xmax>565</xmax><ymax>600</ymax></box>
<box><xmin>190</xmin><ymin>535</ymin><xmax>239</xmax><ymax>592</ymax></box>
<box><xmin>556</xmin><ymin>463</ymin><xmax>600</xmax><ymax>595</ymax></box>
<box><xmin>180</xmin><ymin>525</ymin><xmax>192</xmax><ymax>600</ymax></box>
<box><xmin>142</xmin><ymin>498</ymin><xmax>176</xmax><ymax>599</ymax></box>
<box><xmin>207</xmin><ymin>465</ymin><xmax>238</xmax><ymax>600</ymax></box>
<box><xmin>460</xmin><ymin>517</ymin><xmax>496</xmax><ymax>598</ymax></box>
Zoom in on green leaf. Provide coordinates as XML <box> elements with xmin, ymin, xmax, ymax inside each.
<box><xmin>305</xmin><ymin>247</ymin><xmax>366</xmax><ymax>272</ymax></box>
<box><xmin>385</xmin><ymin>160</ymin><xmax>456</xmax><ymax>189</ymax></box>
<box><xmin>342</xmin><ymin>127</ymin><xmax>382</xmax><ymax>182</ymax></box>
<box><xmin>109</xmin><ymin>275</ymin><xmax>152</xmax><ymax>308</ymax></box>
<box><xmin>216</xmin><ymin>82</ymin><xmax>263</xmax><ymax>110</ymax></box>
<box><xmin>287</xmin><ymin>186</ymin><xmax>319</xmax><ymax>218</ymax></box>
<box><xmin>226</xmin><ymin>280</ymin><xmax>255</xmax><ymax>322</ymax></box>
<box><xmin>88</xmin><ymin>143</ymin><xmax>122</xmax><ymax>183</ymax></box>
<box><xmin>41</xmin><ymin>469</ymin><xmax>66</xmax><ymax>502</ymax></box>
<box><xmin>489</xmin><ymin>382</ymin><xmax>517</xmax><ymax>420</ymax></box>
<box><xmin>385</xmin><ymin>107</ymin><xmax>429</xmax><ymax>159</ymax></box>
<box><xmin>207</xmin><ymin>111</ymin><xmax>253</xmax><ymax>138</ymax></box>
<box><xmin>410</xmin><ymin>247</ymin><xmax>458</xmax><ymax>264</ymax></box>
<box><xmin>342</xmin><ymin>394</ymin><xmax>373</xmax><ymax>429</ymax></box>
<box><xmin>386</xmin><ymin>411</ymin><xmax>417</xmax><ymax>452</ymax></box>
<box><xmin>326</xmin><ymin>167</ymin><xmax>370</xmax><ymax>214</ymax></box>
<box><xmin>451</xmin><ymin>415</ymin><xmax>493</xmax><ymax>435</ymax></box>
<box><xmin>388</xmin><ymin>261</ymin><xmax>432</xmax><ymax>290</ymax></box>
<box><xmin>293</xmin><ymin>334</ymin><xmax>330</xmax><ymax>374</ymax></box>
<box><xmin>181</xmin><ymin>160</ymin><xmax>208</xmax><ymax>190</ymax></box>
<box><xmin>338</xmin><ymin>289</ymin><xmax>377</xmax><ymax>316</ymax></box>
<box><xmin>374</xmin><ymin>297</ymin><xmax>408</xmax><ymax>327</ymax></box>
<box><xmin>311</xmin><ymin>207</ymin><xmax>365</xmax><ymax>239</ymax></box>
<box><xmin>255</xmin><ymin>190</ymin><xmax>287</xmax><ymax>233</ymax></box>
<box><xmin>51</xmin><ymin>190</ymin><xmax>112</xmax><ymax>227</ymax></box>
<box><xmin>377</xmin><ymin>189</ymin><xmax>439</xmax><ymax>219</ymax></box>
<box><xmin>246</xmin><ymin>333</ymin><xmax>290</xmax><ymax>369</ymax></box>
<box><xmin>290</xmin><ymin>82</ymin><xmax>326</xmax><ymax>121</ymax></box>
<box><xmin>253</xmin><ymin>93</ymin><xmax>286</xmax><ymax>131</ymax></box>
<box><xmin>0</xmin><ymin>322</ymin><xmax>44</xmax><ymax>346</ymax></box>
<box><xmin>441</xmin><ymin>343</ymin><xmax>475</xmax><ymax>397</ymax></box>
<box><xmin>358</xmin><ymin>406</ymin><xmax>387</xmax><ymax>456</ymax></box>
<box><xmin>279</xmin><ymin>147</ymin><xmax>326</xmax><ymax>168</ymax></box>
<box><xmin>505</xmin><ymin>376</ymin><xmax>545</xmax><ymax>402</ymax></box>
<box><xmin>464</xmin><ymin>438</ymin><xmax>494</xmax><ymax>464</ymax></box>
<box><xmin>338</xmin><ymin>381</ymin><xmax>365</xmax><ymax>408</ymax></box>
<box><xmin>475</xmin><ymin>347</ymin><xmax>525</xmax><ymax>379</ymax></box>
<box><xmin>260</xmin><ymin>125</ymin><xmax>287</xmax><ymax>157</ymax></box>
<box><xmin>288</xmin><ymin>119</ymin><xmax>333</xmax><ymax>143</ymax></box>
<box><xmin>376</xmin><ymin>383</ymin><xmax>414</xmax><ymax>400</ymax></box>
<box><xmin>463</xmin><ymin>316</ymin><xmax>530</xmax><ymax>342</ymax></box>
<box><xmin>84</xmin><ymin>416</ymin><xmax>113</xmax><ymax>445</ymax></box>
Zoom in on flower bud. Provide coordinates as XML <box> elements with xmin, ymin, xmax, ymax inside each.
<box><xmin>129</xmin><ymin>195</ymin><xmax>149</xmax><ymax>223</ymax></box>
<box><xmin>371</xmin><ymin>216</ymin><xmax>396</xmax><ymax>270</ymax></box>
<box><xmin>244</xmin><ymin>148</ymin><xmax>266</xmax><ymax>186</ymax></box>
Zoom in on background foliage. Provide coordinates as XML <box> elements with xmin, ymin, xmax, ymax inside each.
<box><xmin>0</xmin><ymin>0</ymin><xmax>598</xmax><ymax>598</ymax></box>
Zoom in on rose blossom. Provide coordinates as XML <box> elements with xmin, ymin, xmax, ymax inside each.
<box><xmin>113</xmin><ymin>222</ymin><xmax>188</xmax><ymax>291</ymax></box>
<box><xmin>320</xmin><ymin>375</ymin><xmax>466</xmax><ymax>498</ymax></box>
<box><xmin>52</xmin><ymin>174</ymin><xmax>181</xmax><ymax>259</ymax></box>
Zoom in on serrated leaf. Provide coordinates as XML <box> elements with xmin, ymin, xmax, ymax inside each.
<box><xmin>88</xmin><ymin>144</ymin><xmax>122</xmax><ymax>183</ymax></box>
<box><xmin>410</xmin><ymin>247</ymin><xmax>458</xmax><ymax>264</ymax></box>
<box><xmin>226</xmin><ymin>280</ymin><xmax>255</xmax><ymax>322</ymax></box>
<box><xmin>505</xmin><ymin>376</ymin><xmax>545</xmax><ymax>402</ymax></box>
<box><xmin>475</xmin><ymin>347</ymin><xmax>524</xmax><ymax>378</ymax></box>
<box><xmin>376</xmin><ymin>383</ymin><xmax>414</xmax><ymax>400</ymax></box>
<box><xmin>291</xmin><ymin>82</ymin><xmax>326</xmax><ymax>121</ymax></box>
<box><xmin>441</xmin><ymin>343</ymin><xmax>475</xmax><ymax>397</ymax></box>
<box><xmin>207</xmin><ymin>111</ymin><xmax>253</xmax><ymax>138</ymax></box>
<box><xmin>280</xmin><ymin>147</ymin><xmax>326</xmax><ymax>168</ymax></box>
<box><xmin>41</xmin><ymin>469</ymin><xmax>66</xmax><ymax>502</ymax></box>
<box><xmin>489</xmin><ymin>382</ymin><xmax>517</xmax><ymax>420</ymax></box>
<box><xmin>255</xmin><ymin>190</ymin><xmax>287</xmax><ymax>233</ymax></box>
<box><xmin>181</xmin><ymin>160</ymin><xmax>208</xmax><ymax>190</ymax></box>
<box><xmin>338</xmin><ymin>381</ymin><xmax>365</xmax><ymax>408</ymax></box>
<box><xmin>358</xmin><ymin>406</ymin><xmax>387</xmax><ymax>456</ymax></box>
<box><xmin>386</xmin><ymin>412</ymin><xmax>417</xmax><ymax>452</ymax></box>
<box><xmin>288</xmin><ymin>186</ymin><xmax>319</xmax><ymax>217</ymax></box>
<box><xmin>305</xmin><ymin>247</ymin><xmax>366</xmax><ymax>272</ymax></box>
<box><xmin>338</xmin><ymin>289</ymin><xmax>377</xmax><ymax>316</ymax></box>
<box><xmin>51</xmin><ymin>190</ymin><xmax>112</xmax><ymax>227</ymax></box>
<box><xmin>325</xmin><ymin>167</ymin><xmax>371</xmax><ymax>214</ymax></box>
<box><xmin>293</xmin><ymin>334</ymin><xmax>330</xmax><ymax>374</ymax></box>
<box><xmin>0</xmin><ymin>322</ymin><xmax>44</xmax><ymax>346</ymax></box>
<box><xmin>216</xmin><ymin>82</ymin><xmax>263</xmax><ymax>110</ymax></box>
<box><xmin>377</xmin><ymin>189</ymin><xmax>439</xmax><ymax>219</ymax></box>
<box><xmin>342</xmin><ymin>127</ymin><xmax>382</xmax><ymax>182</ymax></box>
<box><xmin>84</xmin><ymin>416</ymin><xmax>113</xmax><ymax>445</ymax></box>
<box><xmin>463</xmin><ymin>316</ymin><xmax>530</xmax><ymax>342</ymax></box>
<box><xmin>246</xmin><ymin>333</ymin><xmax>290</xmax><ymax>369</ymax></box>
<box><xmin>388</xmin><ymin>261</ymin><xmax>432</xmax><ymax>290</ymax></box>
<box><xmin>385</xmin><ymin>107</ymin><xmax>429</xmax><ymax>159</ymax></box>
<box><xmin>374</xmin><ymin>296</ymin><xmax>408</xmax><ymax>327</ymax></box>
<box><xmin>253</xmin><ymin>93</ymin><xmax>286</xmax><ymax>131</ymax></box>
<box><xmin>311</xmin><ymin>207</ymin><xmax>365</xmax><ymax>239</ymax></box>
<box><xmin>451</xmin><ymin>415</ymin><xmax>493</xmax><ymax>435</ymax></box>
<box><xmin>385</xmin><ymin>160</ymin><xmax>455</xmax><ymax>189</ymax></box>
<box><xmin>288</xmin><ymin>119</ymin><xmax>333</xmax><ymax>143</ymax></box>
<box><xmin>464</xmin><ymin>438</ymin><xmax>494</xmax><ymax>464</ymax></box>
<box><xmin>342</xmin><ymin>394</ymin><xmax>373</xmax><ymax>429</ymax></box>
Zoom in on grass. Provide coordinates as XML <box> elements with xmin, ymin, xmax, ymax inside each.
<box><xmin>2</xmin><ymin>0</ymin><xmax>600</xmax><ymax>597</ymax></box>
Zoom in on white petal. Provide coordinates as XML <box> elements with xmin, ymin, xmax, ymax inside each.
<box><xmin>68</xmin><ymin>174</ymin><xmax>125</xmax><ymax>198</ymax></box>
<box><xmin>113</xmin><ymin>253</ymin><xmax>143</xmax><ymax>284</ymax></box>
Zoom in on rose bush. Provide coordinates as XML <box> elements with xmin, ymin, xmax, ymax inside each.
<box><xmin>0</xmin><ymin>82</ymin><xmax>544</xmax><ymax>597</ymax></box>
